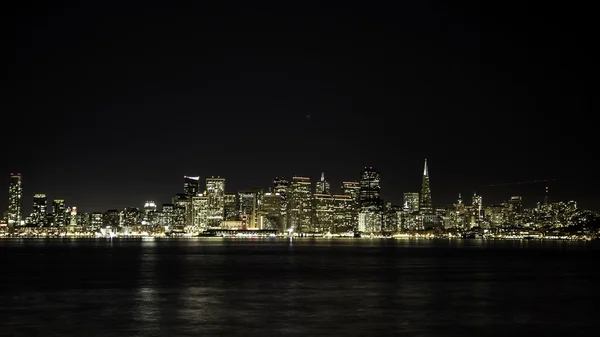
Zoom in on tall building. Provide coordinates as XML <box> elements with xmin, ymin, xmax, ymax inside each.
<box><xmin>77</xmin><ymin>212</ymin><xmax>91</xmax><ymax>229</ymax></box>
<box><xmin>192</xmin><ymin>194</ymin><xmax>209</xmax><ymax>231</ymax></box>
<box><xmin>7</xmin><ymin>173</ymin><xmax>23</xmax><ymax>228</ymax></box>
<box><xmin>121</xmin><ymin>207</ymin><xmax>140</xmax><ymax>230</ymax></box>
<box><xmin>142</xmin><ymin>201</ymin><xmax>157</xmax><ymax>228</ymax></box>
<box><xmin>383</xmin><ymin>202</ymin><xmax>401</xmax><ymax>232</ymax></box>
<box><xmin>358</xmin><ymin>167</ymin><xmax>383</xmax><ymax>233</ymax></box>
<box><xmin>52</xmin><ymin>199</ymin><xmax>66</xmax><ymax>227</ymax></box>
<box><xmin>184</xmin><ymin>176</ymin><xmax>200</xmax><ymax>196</ymax></box>
<box><xmin>173</xmin><ymin>193</ymin><xmax>192</xmax><ymax>228</ymax></box>
<box><xmin>69</xmin><ymin>206</ymin><xmax>78</xmax><ymax>226</ymax></box>
<box><xmin>472</xmin><ymin>193</ymin><xmax>483</xmax><ymax>220</ymax></box>
<box><xmin>144</xmin><ymin>201</ymin><xmax>157</xmax><ymax>214</ymax></box>
<box><xmin>316</xmin><ymin>172</ymin><xmax>331</xmax><ymax>194</ymax></box>
<box><xmin>312</xmin><ymin>194</ymin><xmax>353</xmax><ymax>234</ymax></box>
<box><xmin>238</xmin><ymin>189</ymin><xmax>263</xmax><ymax>229</ymax></box>
<box><xmin>419</xmin><ymin>159</ymin><xmax>433</xmax><ymax>214</ymax></box>
<box><xmin>273</xmin><ymin>177</ymin><xmax>290</xmax><ymax>230</ymax></box>
<box><xmin>224</xmin><ymin>193</ymin><xmax>237</xmax><ymax>221</ymax></box>
<box><xmin>289</xmin><ymin>176</ymin><xmax>312</xmax><ymax>232</ymax></box>
<box><xmin>342</xmin><ymin>181</ymin><xmax>360</xmax><ymax>230</ymax></box>
<box><xmin>358</xmin><ymin>210</ymin><xmax>383</xmax><ymax>233</ymax></box>
<box><xmin>172</xmin><ymin>205</ymin><xmax>186</xmax><ymax>233</ymax></box>
<box><xmin>403</xmin><ymin>192</ymin><xmax>420</xmax><ymax>213</ymax></box>
<box><xmin>90</xmin><ymin>212</ymin><xmax>103</xmax><ymax>231</ymax></box>
<box><xmin>161</xmin><ymin>204</ymin><xmax>175</xmax><ymax>228</ymax></box>
<box><xmin>262</xmin><ymin>192</ymin><xmax>283</xmax><ymax>231</ymax></box>
<box><xmin>359</xmin><ymin>167</ymin><xmax>381</xmax><ymax>204</ymax></box>
<box><xmin>103</xmin><ymin>209</ymin><xmax>120</xmax><ymax>229</ymax></box>
<box><xmin>342</xmin><ymin>181</ymin><xmax>360</xmax><ymax>201</ymax></box>
<box><xmin>32</xmin><ymin>194</ymin><xmax>47</xmax><ymax>226</ymax></box>
<box><xmin>508</xmin><ymin>196</ymin><xmax>523</xmax><ymax>213</ymax></box>
<box><xmin>206</xmin><ymin>177</ymin><xmax>225</xmax><ymax>227</ymax></box>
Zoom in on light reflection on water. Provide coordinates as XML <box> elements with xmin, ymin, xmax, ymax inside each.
<box><xmin>0</xmin><ymin>238</ymin><xmax>598</xmax><ymax>336</ymax></box>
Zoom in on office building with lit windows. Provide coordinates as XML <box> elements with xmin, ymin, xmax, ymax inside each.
<box><xmin>192</xmin><ymin>194</ymin><xmax>209</xmax><ymax>231</ymax></box>
<box><xmin>7</xmin><ymin>173</ymin><xmax>23</xmax><ymax>228</ymax></box>
<box><xmin>289</xmin><ymin>176</ymin><xmax>312</xmax><ymax>232</ymax></box>
<box><xmin>32</xmin><ymin>194</ymin><xmax>47</xmax><ymax>226</ymax></box>
<box><xmin>262</xmin><ymin>192</ymin><xmax>283</xmax><ymax>231</ymax></box>
<box><xmin>342</xmin><ymin>181</ymin><xmax>360</xmax><ymax>230</ymax></box>
<box><xmin>403</xmin><ymin>193</ymin><xmax>420</xmax><ymax>213</ymax></box>
<box><xmin>359</xmin><ymin>167</ymin><xmax>381</xmax><ymax>204</ymax></box>
<box><xmin>224</xmin><ymin>193</ymin><xmax>237</xmax><ymax>220</ymax></box>
<box><xmin>52</xmin><ymin>199</ymin><xmax>66</xmax><ymax>227</ymax></box>
<box><xmin>312</xmin><ymin>193</ymin><xmax>354</xmax><ymax>233</ymax></box>
<box><xmin>358</xmin><ymin>167</ymin><xmax>383</xmax><ymax>233</ymax></box>
<box><xmin>238</xmin><ymin>189</ymin><xmax>262</xmax><ymax>229</ymax></box>
<box><xmin>184</xmin><ymin>176</ymin><xmax>200</xmax><ymax>196</ymax></box>
<box><xmin>90</xmin><ymin>212</ymin><xmax>103</xmax><ymax>231</ymax></box>
<box><xmin>206</xmin><ymin>176</ymin><xmax>225</xmax><ymax>227</ymax></box>
<box><xmin>161</xmin><ymin>204</ymin><xmax>175</xmax><ymax>229</ymax></box>
<box><xmin>273</xmin><ymin>177</ymin><xmax>290</xmax><ymax>229</ymax></box>
<box><xmin>316</xmin><ymin>172</ymin><xmax>331</xmax><ymax>194</ymax></box>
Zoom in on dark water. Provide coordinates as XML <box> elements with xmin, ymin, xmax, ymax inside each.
<box><xmin>1</xmin><ymin>238</ymin><xmax>598</xmax><ymax>336</ymax></box>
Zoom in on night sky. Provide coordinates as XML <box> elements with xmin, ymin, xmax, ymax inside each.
<box><xmin>2</xmin><ymin>1</ymin><xmax>596</xmax><ymax>215</ymax></box>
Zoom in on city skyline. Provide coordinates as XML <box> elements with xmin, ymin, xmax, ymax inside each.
<box><xmin>2</xmin><ymin>159</ymin><xmax>580</xmax><ymax>217</ymax></box>
<box><xmin>3</xmin><ymin>157</ymin><xmax>597</xmax><ymax>240</ymax></box>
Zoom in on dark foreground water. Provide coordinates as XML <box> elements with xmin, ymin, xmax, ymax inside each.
<box><xmin>0</xmin><ymin>238</ymin><xmax>598</xmax><ymax>336</ymax></box>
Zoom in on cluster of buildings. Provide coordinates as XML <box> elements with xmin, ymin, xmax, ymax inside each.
<box><xmin>2</xmin><ymin>160</ymin><xmax>598</xmax><ymax>239</ymax></box>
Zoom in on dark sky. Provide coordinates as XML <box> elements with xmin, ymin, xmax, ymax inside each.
<box><xmin>2</xmin><ymin>1</ymin><xmax>596</xmax><ymax>215</ymax></box>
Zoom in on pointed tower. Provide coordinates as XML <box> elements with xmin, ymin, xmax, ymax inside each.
<box><xmin>419</xmin><ymin>159</ymin><xmax>433</xmax><ymax>214</ymax></box>
<box><xmin>316</xmin><ymin>172</ymin><xmax>331</xmax><ymax>194</ymax></box>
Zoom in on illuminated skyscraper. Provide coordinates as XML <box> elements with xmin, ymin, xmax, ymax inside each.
<box><xmin>184</xmin><ymin>176</ymin><xmax>200</xmax><ymax>196</ymax></box>
<box><xmin>103</xmin><ymin>209</ymin><xmax>120</xmax><ymax>229</ymax></box>
<box><xmin>7</xmin><ymin>173</ymin><xmax>23</xmax><ymax>228</ymax></box>
<box><xmin>206</xmin><ymin>177</ymin><xmax>225</xmax><ymax>227</ymax></box>
<box><xmin>316</xmin><ymin>172</ymin><xmax>331</xmax><ymax>194</ymax></box>
<box><xmin>224</xmin><ymin>193</ymin><xmax>237</xmax><ymax>220</ymax></box>
<box><xmin>289</xmin><ymin>176</ymin><xmax>312</xmax><ymax>232</ymax></box>
<box><xmin>358</xmin><ymin>167</ymin><xmax>383</xmax><ymax>233</ymax></box>
<box><xmin>313</xmin><ymin>193</ymin><xmax>353</xmax><ymax>234</ymax></box>
<box><xmin>383</xmin><ymin>202</ymin><xmax>401</xmax><ymax>232</ymax></box>
<box><xmin>419</xmin><ymin>159</ymin><xmax>433</xmax><ymax>214</ymax></box>
<box><xmin>161</xmin><ymin>204</ymin><xmax>174</xmax><ymax>228</ymax></box>
<box><xmin>342</xmin><ymin>181</ymin><xmax>360</xmax><ymax>230</ymax></box>
<box><xmin>359</xmin><ymin>167</ymin><xmax>381</xmax><ymax>204</ymax></box>
<box><xmin>32</xmin><ymin>194</ymin><xmax>47</xmax><ymax>226</ymax></box>
<box><xmin>172</xmin><ymin>205</ymin><xmax>186</xmax><ymax>233</ymax></box>
<box><xmin>142</xmin><ymin>201</ymin><xmax>157</xmax><ymax>227</ymax></box>
<box><xmin>90</xmin><ymin>212</ymin><xmax>103</xmax><ymax>231</ymax></box>
<box><xmin>273</xmin><ymin>177</ymin><xmax>290</xmax><ymax>230</ymax></box>
<box><xmin>472</xmin><ymin>193</ymin><xmax>483</xmax><ymax>220</ymax></box>
<box><xmin>403</xmin><ymin>192</ymin><xmax>419</xmax><ymax>213</ymax></box>
<box><xmin>52</xmin><ymin>199</ymin><xmax>66</xmax><ymax>227</ymax></box>
<box><xmin>144</xmin><ymin>201</ymin><xmax>157</xmax><ymax>214</ymax></box>
<box><xmin>238</xmin><ymin>189</ymin><xmax>262</xmax><ymax>229</ymax></box>
<box><xmin>508</xmin><ymin>196</ymin><xmax>523</xmax><ymax>213</ymax></box>
<box><xmin>69</xmin><ymin>206</ymin><xmax>78</xmax><ymax>226</ymax></box>
<box><xmin>173</xmin><ymin>193</ymin><xmax>192</xmax><ymax>228</ymax></box>
<box><xmin>192</xmin><ymin>194</ymin><xmax>209</xmax><ymax>231</ymax></box>
<box><xmin>77</xmin><ymin>212</ymin><xmax>90</xmax><ymax>229</ymax></box>
<box><xmin>121</xmin><ymin>207</ymin><xmax>140</xmax><ymax>229</ymax></box>
<box><xmin>262</xmin><ymin>192</ymin><xmax>282</xmax><ymax>231</ymax></box>
<box><xmin>342</xmin><ymin>181</ymin><xmax>360</xmax><ymax>201</ymax></box>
